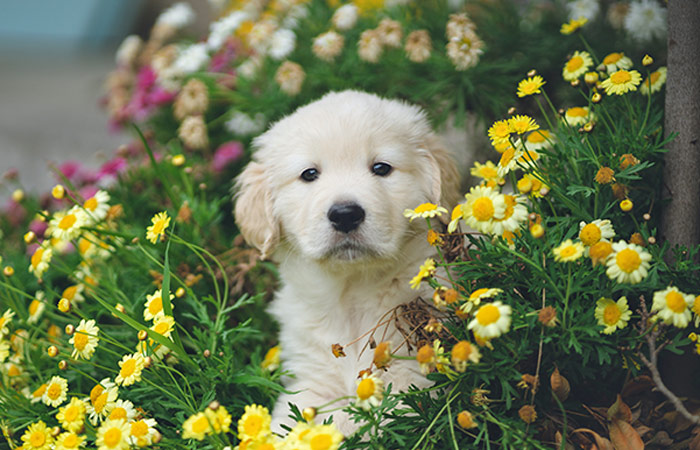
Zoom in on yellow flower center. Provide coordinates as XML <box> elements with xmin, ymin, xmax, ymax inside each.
<box><xmin>64</xmin><ymin>405</ymin><xmax>80</xmax><ymax>422</ymax></box>
<box><xmin>192</xmin><ymin>415</ymin><xmax>210</xmax><ymax>434</ymax></box>
<box><xmin>415</xmin><ymin>203</ymin><xmax>437</xmax><ymax>214</ymax></box>
<box><xmin>120</xmin><ymin>359</ymin><xmax>136</xmax><ymax>378</ymax></box>
<box><xmin>357</xmin><ymin>378</ymin><xmax>376</xmax><ymax>400</ymax></box>
<box><xmin>153</xmin><ymin>321</ymin><xmax>170</xmax><ymax>335</ymax></box>
<box><xmin>78</xmin><ymin>238</ymin><xmax>92</xmax><ymax>254</ymax></box>
<box><xmin>559</xmin><ymin>245</ymin><xmax>578</xmax><ymax>259</ymax></box>
<box><xmin>90</xmin><ymin>385</ymin><xmax>104</xmax><ymax>405</ymax></box>
<box><xmin>148</xmin><ymin>297</ymin><xmax>163</xmax><ymax>315</ymax></box>
<box><xmin>151</xmin><ymin>220</ymin><xmax>167</xmax><ymax>235</ymax></box>
<box><xmin>310</xmin><ymin>434</ymin><xmax>333</xmax><ymax>450</ymax></box>
<box><xmin>693</xmin><ymin>296</ymin><xmax>700</xmax><ymax>315</ymax></box>
<box><xmin>104</xmin><ymin>428</ymin><xmax>122</xmax><ymax>448</ymax></box>
<box><xmin>33</xmin><ymin>384</ymin><xmax>47</xmax><ymax>398</ymax></box>
<box><xmin>472</xmin><ymin>197</ymin><xmax>495</xmax><ymax>222</ymax></box>
<box><xmin>47</xmin><ymin>383</ymin><xmax>62</xmax><ymax>400</ymax></box>
<box><xmin>416</xmin><ymin>345</ymin><xmax>434</xmax><ymax>364</ymax></box>
<box><xmin>499</xmin><ymin>148</ymin><xmax>515</xmax><ymax>168</ymax></box>
<box><xmin>649</xmin><ymin>71</ymin><xmax>661</xmax><ymax>84</ymax></box>
<box><xmin>580</xmin><ymin>223</ymin><xmax>602</xmax><ymax>246</ymax></box>
<box><xmin>478</xmin><ymin>166</ymin><xmax>498</xmax><ymax>179</ymax></box>
<box><xmin>452</xmin><ymin>342</ymin><xmax>472</xmax><ymax>361</ymax></box>
<box><xmin>94</xmin><ymin>392</ymin><xmax>108</xmax><ymax>413</ymax></box>
<box><xmin>58</xmin><ymin>214</ymin><xmax>77</xmax><ymax>230</ymax></box>
<box><xmin>476</xmin><ymin>304</ymin><xmax>500</xmax><ymax>326</ymax></box>
<box><xmin>603</xmin><ymin>304</ymin><xmax>622</xmax><ymax>325</ymax></box>
<box><xmin>666</xmin><ymin>291</ymin><xmax>687</xmax><ymax>313</ymax></box>
<box><xmin>603</xmin><ymin>53</ymin><xmax>622</xmax><ymax>65</ymax></box>
<box><xmin>84</xmin><ymin>197</ymin><xmax>98</xmax><ymax>211</ymax></box>
<box><xmin>30</xmin><ymin>430</ymin><xmax>46</xmax><ymax>447</ymax></box>
<box><xmin>31</xmin><ymin>248</ymin><xmax>44</xmax><ymax>269</ymax></box>
<box><xmin>29</xmin><ymin>300</ymin><xmax>40</xmax><ymax>316</ymax></box>
<box><xmin>63</xmin><ymin>434</ymin><xmax>79</xmax><ymax>447</ymax></box>
<box><xmin>131</xmin><ymin>420</ymin><xmax>148</xmax><ymax>437</ymax></box>
<box><xmin>616</xmin><ymin>248</ymin><xmax>641</xmax><ymax>273</ymax></box>
<box><xmin>110</xmin><ymin>407</ymin><xmax>127</xmax><ymax>420</ymax></box>
<box><xmin>8</xmin><ymin>364</ymin><xmax>20</xmax><ymax>377</ymax></box>
<box><xmin>527</xmin><ymin>130</ymin><xmax>548</xmax><ymax>144</ymax></box>
<box><xmin>470</xmin><ymin>288</ymin><xmax>489</xmax><ymax>301</ymax></box>
<box><xmin>566</xmin><ymin>56</ymin><xmax>583</xmax><ymax>72</ymax></box>
<box><xmin>243</xmin><ymin>415</ymin><xmax>262</xmax><ymax>436</ymax></box>
<box><xmin>259</xmin><ymin>444</ymin><xmax>275</xmax><ymax>450</ymax></box>
<box><xmin>567</xmin><ymin>107</ymin><xmax>587</xmax><ymax>117</ymax></box>
<box><xmin>610</xmin><ymin>70</ymin><xmax>631</xmax><ymax>85</ymax></box>
<box><xmin>73</xmin><ymin>332</ymin><xmax>88</xmax><ymax>351</ymax></box>
<box><xmin>63</xmin><ymin>285</ymin><xmax>78</xmax><ymax>300</ymax></box>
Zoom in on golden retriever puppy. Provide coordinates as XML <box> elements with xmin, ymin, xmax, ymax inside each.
<box><xmin>235</xmin><ymin>90</ymin><xmax>460</xmax><ymax>433</ymax></box>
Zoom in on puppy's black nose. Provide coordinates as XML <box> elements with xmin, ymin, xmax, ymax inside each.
<box><xmin>328</xmin><ymin>202</ymin><xmax>365</xmax><ymax>233</ymax></box>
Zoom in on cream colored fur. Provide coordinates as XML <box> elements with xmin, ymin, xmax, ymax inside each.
<box><xmin>234</xmin><ymin>90</ymin><xmax>460</xmax><ymax>433</ymax></box>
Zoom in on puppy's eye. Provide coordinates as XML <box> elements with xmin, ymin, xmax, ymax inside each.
<box><xmin>371</xmin><ymin>162</ymin><xmax>392</xmax><ymax>177</ymax></box>
<box><xmin>300</xmin><ymin>168</ymin><xmax>319</xmax><ymax>182</ymax></box>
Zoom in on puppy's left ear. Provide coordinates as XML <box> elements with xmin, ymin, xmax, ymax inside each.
<box><xmin>420</xmin><ymin>134</ymin><xmax>462</xmax><ymax>210</ymax></box>
<box><xmin>234</xmin><ymin>161</ymin><xmax>279</xmax><ymax>260</ymax></box>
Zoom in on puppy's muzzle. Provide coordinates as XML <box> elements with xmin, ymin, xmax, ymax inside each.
<box><xmin>328</xmin><ymin>202</ymin><xmax>365</xmax><ymax>233</ymax></box>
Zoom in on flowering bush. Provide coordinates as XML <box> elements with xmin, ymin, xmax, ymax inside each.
<box><xmin>2</xmin><ymin>0</ymin><xmax>694</xmax><ymax>449</ymax></box>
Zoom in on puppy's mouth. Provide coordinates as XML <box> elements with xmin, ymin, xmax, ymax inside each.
<box><xmin>323</xmin><ymin>236</ymin><xmax>377</xmax><ymax>261</ymax></box>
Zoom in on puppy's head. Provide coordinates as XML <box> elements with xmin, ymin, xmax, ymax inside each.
<box><xmin>235</xmin><ymin>90</ymin><xmax>460</xmax><ymax>262</ymax></box>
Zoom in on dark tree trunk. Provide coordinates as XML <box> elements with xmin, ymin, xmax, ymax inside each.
<box><xmin>660</xmin><ymin>1</ymin><xmax>700</xmax><ymax>250</ymax></box>
<box><xmin>659</xmin><ymin>0</ymin><xmax>700</xmax><ymax>399</ymax></box>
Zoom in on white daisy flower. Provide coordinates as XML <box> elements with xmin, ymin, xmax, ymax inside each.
<box><xmin>27</xmin><ymin>291</ymin><xmax>46</xmax><ymax>324</ymax></box>
<box><xmin>70</xmin><ymin>319</ymin><xmax>100</xmax><ymax>360</ymax></box>
<box><xmin>268</xmin><ymin>28</ymin><xmax>296</xmax><ymax>60</ymax></box>
<box><xmin>468</xmin><ymin>301</ymin><xmax>512</xmax><ymax>339</ymax></box>
<box><xmin>48</xmin><ymin>206</ymin><xmax>88</xmax><ymax>242</ymax></box>
<box><xmin>83</xmin><ymin>190</ymin><xmax>111</xmax><ymax>223</ymax></box>
<box><xmin>42</xmin><ymin>375</ymin><xmax>69</xmax><ymax>408</ymax></box>
<box><xmin>224</xmin><ymin>111</ymin><xmax>266</xmax><ymax>136</ymax></box>
<box><xmin>652</xmin><ymin>286</ymin><xmax>694</xmax><ymax>328</ymax></box>
<box><xmin>332</xmin><ymin>4</ymin><xmax>359</xmax><ymax>30</ymax></box>
<box><xmin>605</xmin><ymin>241</ymin><xmax>652</xmax><ymax>284</ymax></box>
<box><xmin>578</xmin><ymin>219</ymin><xmax>615</xmax><ymax>247</ymax></box>
<box><xmin>566</xmin><ymin>0</ymin><xmax>601</xmax><ymax>21</ymax></box>
<box><xmin>462</xmin><ymin>185</ymin><xmax>506</xmax><ymax>234</ymax></box>
<box><xmin>624</xmin><ymin>0</ymin><xmax>667</xmax><ymax>43</ymax></box>
<box><xmin>355</xmin><ymin>372</ymin><xmax>384</xmax><ymax>411</ymax></box>
<box><xmin>156</xmin><ymin>2</ymin><xmax>196</xmax><ymax>29</ymax></box>
<box><xmin>207</xmin><ymin>10</ymin><xmax>250</xmax><ymax>51</ymax></box>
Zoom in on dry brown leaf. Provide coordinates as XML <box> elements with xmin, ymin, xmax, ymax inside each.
<box><xmin>621</xmin><ymin>375</ymin><xmax>655</xmax><ymax>398</ymax></box>
<box><xmin>661</xmin><ymin>410</ymin><xmax>695</xmax><ymax>435</ymax></box>
<box><xmin>609</xmin><ymin>419</ymin><xmax>644</xmax><ymax>450</ymax></box>
<box><xmin>551</xmin><ymin>367</ymin><xmax>571</xmax><ymax>402</ymax></box>
<box><xmin>608</xmin><ymin>394</ymin><xmax>633</xmax><ymax>423</ymax></box>
<box><xmin>554</xmin><ymin>431</ymin><xmax>575</xmax><ymax>450</ymax></box>
<box><xmin>572</xmin><ymin>428</ymin><xmax>614</xmax><ymax>450</ymax></box>
<box><xmin>690</xmin><ymin>431</ymin><xmax>700</xmax><ymax>450</ymax></box>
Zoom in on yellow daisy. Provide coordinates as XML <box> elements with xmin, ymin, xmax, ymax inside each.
<box><xmin>487</xmin><ymin>119</ymin><xmax>511</xmax><ymax>146</ymax></box>
<box><xmin>496</xmin><ymin>145</ymin><xmax>524</xmax><ymax>178</ymax></box>
<box><xmin>589</xmin><ymin>240</ymin><xmax>614</xmax><ymax>267</ymax></box>
<box><xmin>145</xmin><ymin>211</ymin><xmax>171</xmax><ymax>244</ymax></box>
<box><xmin>552</xmin><ymin>239</ymin><xmax>585</xmax><ymax>262</ymax></box>
<box><xmin>595</xmin><ymin>297</ymin><xmax>632</xmax><ymax>334</ymax></box>
<box><xmin>451</xmin><ymin>340</ymin><xmax>481</xmax><ymax>372</ymax></box>
<box><xmin>0</xmin><ymin>309</ymin><xmax>16</xmax><ymax>337</ymax></box>
<box><xmin>237</xmin><ymin>404</ymin><xmax>271</xmax><ymax>441</ymax></box>
<box><xmin>56</xmin><ymin>397</ymin><xmax>87</xmax><ymax>433</ymax></box>
<box><xmin>27</xmin><ymin>291</ymin><xmax>46</xmax><ymax>324</ymax></box>
<box><xmin>29</xmin><ymin>243</ymin><xmax>52</xmax><ymax>279</ymax></box>
<box><xmin>602</xmin><ymin>52</ymin><xmax>633</xmax><ymax>72</ymax></box>
<box><xmin>600</xmin><ymin>69</ymin><xmax>642</xmax><ymax>95</ymax></box>
<box><xmin>402</xmin><ymin>203</ymin><xmax>448</xmax><ymax>222</ymax></box>
<box><xmin>560</xmin><ymin>16</ymin><xmax>588</xmax><ymax>34</ymax></box>
<box><xmin>21</xmin><ymin>420</ymin><xmax>53</xmax><ymax>450</ymax></box>
<box><xmin>355</xmin><ymin>372</ymin><xmax>384</xmax><ymax>410</ymax></box>
<box><xmin>205</xmin><ymin>405</ymin><xmax>232</xmax><ymax>434</ymax></box>
<box><xmin>516</xmin><ymin>75</ymin><xmax>546</xmax><ymax>97</ymax></box>
<box><xmin>48</xmin><ymin>206</ymin><xmax>88</xmax><ymax>242</ymax></box>
<box><xmin>640</xmin><ymin>67</ymin><xmax>667</xmax><ymax>95</ymax></box>
<box><xmin>115</xmin><ymin>352</ymin><xmax>145</xmax><ymax>386</ymax></box>
<box><xmin>447</xmin><ymin>203</ymin><xmax>463</xmax><ymax>233</ymax></box>
<box><xmin>606</xmin><ymin>241</ymin><xmax>652</xmax><ymax>284</ymax></box>
<box><xmin>652</xmin><ymin>286</ymin><xmax>694</xmax><ymax>328</ymax></box>
<box><xmin>563</xmin><ymin>106</ymin><xmax>594</xmax><ymax>126</ymax></box>
<box><xmin>462</xmin><ymin>185</ymin><xmax>507</xmax><ymax>234</ymax></box>
<box><xmin>82</xmin><ymin>190</ymin><xmax>111</xmax><ymax>223</ymax></box>
<box><xmin>107</xmin><ymin>399</ymin><xmax>137</xmax><ymax>422</ymax></box>
<box><xmin>182</xmin><ymin>412</ymin><xmax>211</xmax><ymax>440</ymax></box>
<box><xmin>468</xmin><ymin>301</ymin><xmax>512</xmax><ymax>339</ymax></box>
<box><xmin>129</xmin><ymin>418</ymin><xmax>159</xmax><ymax>447</ymax></box>
<box><xmin>87</xmin><ymin>381</ymin><xmax>119</xmax><ymax>425</ymax></box>
<box><xmin>43</xmin><ymin>375</ymin><xmax>69</xmax><ymax>408</ymax></box>
<box><xmin>409</xmin><ymin>258</ymin><xmax>436</xmax><ymax>289</ymax></box>
<box><xmin>470</xmin><ymin>161</ymin><xmax>502</xmax><ymax>185</ymax></box>
<box><xmin>70</xmin><ymin>319</ymin><xmax>100</xmax><ymax>360</ymax></box>
<box><xmin>54</xmin><ymin>431</ymin><xmax>86</xmax><ymax>450</ymax></box>
<box><xmin>492</xmin><ymin>194</ymin><xmax>528</xmax><ymax>236</ymax></box>
<box><xmin>562</xmin><ymin>51</ymin><xmax>593</xmax><ymax>81</ymax></box>
<box><xmin>523</xmin><ymin>129</ymin><xmax>554</xmax><ymax>151</ymax></box>
<box><xmin>29</xmin><ymin>383</ymin><xmax>47</xmax><ymax>403</ymax></box>
<box><xmin>96</xmin><ymin>418</ymin><xmax>131</xmax><ymax>450</ymax></box>
<box><xmin>149</xmin><ymin>315</ymin><xmax>175</xmax><ymax>344</ymax></box>
<box><xmin>578</xmin><ymin>219</ymin><xmax>615</xmax><ymax>247</ymax></box>
<box><xmin>508</xmin><ymin>115</ymin><xmax>539</xmax><ymax>135</ymax></box>
<box><xmin>143</xmin><ymin>289</ymin><xmax>175</xmax><ymax>321</ymax></box>
<box><xmin>302</xmin><ymin>423</ymin><xmax>344</xmax><ymax>450</ymax></box>
<box><xmin>61</xmin><ymin>284</ymin><xmax>85</xmax><ymax>305</ymax></box>
<box><xmin>261</xmin><ymin>345</ymin><xmax>281</xmax><ymax>371</ymax></box>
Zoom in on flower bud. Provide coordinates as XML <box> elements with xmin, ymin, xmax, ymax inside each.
<box><xmin>58</xmin><ymin>298</ymin><xmax>71</xmax><ymax>313</ymax></box>
<box><xmin>138</xmin><ymin>330</ymin><xmax>148</xmax><ymax>341</ymax></box>
<box><xmin>52</xmin><ymin>185</ymin><xmax>65</xmax><ymax>199</ymax></box>
<box><xmin>3</xmin><ymin>266</ymin><xmax>14</xmax><ymax>277</ymax></box>
<box><xmin>58</xmin><ymin>360</ymin><xmax>68</xmax><ymax>370</ymax></box>
<box><xmin>47</xmin><ymin>345</ymin><xmax>59</xmax><ymax>357</ymax></box>
<box><xmin>642</xmin><ymin>54</ymin><xmax>654</xmax><ymax>66</ymax></box>
<box><xmin>65</xmin><ymin>324</ymin><xmax>75</xmax><ymax>335</ymax></box>
<box><xmin>12</xmin><ymin>189</ymin><xmax>24</xmax><ymax>202</ymax></box>
<box><xmin>24</xmin><ymin>231</ymin><xmax>36</xmax><ymax>244</ymax></box>
<box><xmin>620</xmin><ymin>199</ymin><xmax>633</xmax><ymax>212</ymax></box>
<box><xmin>302</xmin><ymin>407</ymin><xmax>317</xmax><ymax>422</ymax></box>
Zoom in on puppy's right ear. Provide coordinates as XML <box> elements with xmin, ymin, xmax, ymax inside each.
<box><xmin>234</xmin><ymin>161</ymin><xmax>279</xmax><ymax>259</ymax></box>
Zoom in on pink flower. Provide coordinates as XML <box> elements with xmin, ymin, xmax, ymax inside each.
<box><xmin>96</xmin><ymin>157</ymin><xmax>127</xmax><ymax>181</ymax></box>
<box><xmin>29</xmin><ymin>219</ymin><xmax>48</xmax><ymax>238</ymax></box>
<box><xmin>212</xmin><ymin>142</ymin><xmax>243</xmax><ymax>172</ymax></box>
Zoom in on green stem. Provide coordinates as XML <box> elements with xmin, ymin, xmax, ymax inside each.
<box><xmin>562</xmin><ymin>265</ymin><xmax>572</xmax><ymax>329</ymax></box>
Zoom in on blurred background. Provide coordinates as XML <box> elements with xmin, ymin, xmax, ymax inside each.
<box><xmin>0</xmin><ymin>0</ymin><xmax>212</xmax><ymax>203</ymax></box>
